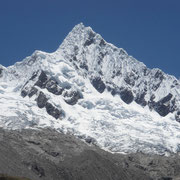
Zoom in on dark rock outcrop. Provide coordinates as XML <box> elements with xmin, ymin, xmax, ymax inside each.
<box><xmin>175</xmin><ymin>111</ymin><xmax>180</xmax><ymax>122</ymax></box>
<box><xmin>45</xmin><ymin>102</ymin><xmax>62</xmax><ymax>119</ymax></box>
<box><xmin>36</xmin><ymin>92</ymin><xmax>48</xmax><ymax>108</ymax></box>
<box><xmin>155</xmin><ymin>104</ymin><xmax>171</xmax><ymax>117</ymax></box>
<box><xmin>28</xmin><ymin>87</ymin><xmax>38</xmax><ymax>98</ymax></box>
<box><xmin>35</xmin><ymin>71</ymin><xmax>48</xmax><ymax>88</ymax></box>
<box><xmin>79</xmin><ymin>62</ymin><xmax>88</xmax><ymax>71</ymax></box>
<box><xmin>91</xmin><ymin>77</ymin><xmax>106</xmax><ymax>93</ymax></box>
<box><xmin>147</xmin><ymin>93</ymin><xmax>177</xmax><ymax>117</ymax></box>
<box><xmin>110</xmin><ymin>87</ymin><xmax>119</xmax><ymax>96</ymax></box>
<box><xmin>158</xmin><ymin>93</ymin><xmax>173</xmax><ymax>104</ymax></box>
<box><xmin>21</xmin><ymin>89</ymin><xmax>28</xmax><ymax>98</ymax></box>
<box><xmin>99</xmin><ymin>39</ymin><xmax>106</xmax><ymax>47</ymax></box>
<box><xmin>124</xmin><ymin>72</ymin><xmax>139</xmax><ymax>87</ymax></box>
<box><xmin>84</xmin><ymin>31</ymin><xmax>95</xmax><ymax>46</ymax></box>
<box><xmin>46</xmin><ymin>79</ymin><xmax>63</xmax><ymax>95</ymax></box>
<box><xmin>135</xmin><ymin>92</ymin><xmax>147</xmax><ymax>107</ymax></box>
<box><xmin>154</xmin><ymin>93</ymin><xmax>173</xmax><ymax>117</ymax></box>
<box><xmin>29</xmin><ymin>71</ymin><xmax>39</xmax><ymax>81</ymax></box>
<box><xmin>151</xmin><ymin>70</ymin><xmax>165</xmax><ymax>91</ymax></box>
<box><xmin>155</xmin><ymin>69</ymin><xmax>164</xmax><ymax>81</ymax></box>
<box><xmin>21</xmin><ymin>71</ymin><xmax>68</xmax><ymax>119</ymax></box>
<box><xmin>109</xmin><ymin>87</ymin><xmax>134</xmax><ymax>104</ymax></box>
<box><xmin>120</xmin><ymin>89</ymin><xmax>134</xmax><ymax>104</ymax></box>
<box><xmin>36</xmin><ymin>92</ymin><xmax>64</xmax><ymax>119</ymax></box>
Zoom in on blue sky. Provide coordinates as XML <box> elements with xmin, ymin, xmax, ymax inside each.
<box><xmin>0</xmin><ymin>0</ymin><xmax>179</xmax><ymax>78</ymax></box>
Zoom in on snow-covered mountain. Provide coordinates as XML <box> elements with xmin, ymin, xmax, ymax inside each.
<box><xmin>0</xmin><ymin>23</ymin><xmax>180</xmax><ymax>155</ymax></box>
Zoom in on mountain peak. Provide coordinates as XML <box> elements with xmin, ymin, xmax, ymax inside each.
<box><xmin>72</xmin><ymin>22</ymin><xmax>85</xmax><ymax>30</ymax></box>
<box><xmin>1</xmin><ymin>23</ymin><xmax>180</xmax><ymax>155</ymax></box>
<box><xmin>55</xmin><ymin>23</ymin><xmax>180</xmax><ymax>121</ymax></box>
<box><xmin>58</xmin><ymin>23</ymin><xmax>97</xmax><ymax>51</ymax></box>
<box><xmin>71</xmin><ymin>22</ymin><xmax>95</xmax><ymax>34</ymax></box>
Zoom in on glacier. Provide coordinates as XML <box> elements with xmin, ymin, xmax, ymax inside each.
<box><xmin>0</xmin><ymin>23</ymin><xmax>180</xmax><ymax>155</ymax></box>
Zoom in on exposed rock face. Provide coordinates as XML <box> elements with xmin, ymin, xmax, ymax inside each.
<box><xmin>21</xmin><ymin>89</ymin><xmax>28</xmax><ymax>98</ymax></box>
<box><xmin>35</xmin><ymin>71</ymin><xmax>48</xmax><ymax>88</ymax></box>
<box><xmin>46</xmin><ymin>79</ymin><xmax>63</xmax><ymax>95</ymax></box>
<box><xmin>154</xmin><ymin>93</ymin><xmax>173</xmax><ymax>116</ymax></box>
<box><xmin>36</xmin><ymin>92</ymin><xmax>48</xmax><ymax>108</ymax></box>
<box><xmin>20</xmin><ymin>70</ymin><xmax>84</xmax><ymax>119</ymax></box>
<box><xmin>35</xmin><ymin>92</ymin><xmax>64</xmax><ymax>119</ymax></box>
<box><xmin>0</xmin><ymin>128</ymin><xmax>180</xmax><ymax>180</ymax></box>
<box><xmin>84</xmin><ymin>31</ymin><xmax>96</xmax><ymax>46</ymax></box>
<box><xmin>135</xmin><ymin>92</ymin><xmax>147</xmax><ymax>107</ymax></box>
<box><xmin>45</xmin><ymin>102</ymin><xmax>63</xmax><ymax>119</ymax></box>
<box><xmin>91</xmin><ymin>77</ymin><xmax>106</xmax><ymax>93</ymax></box>
<box><xmin>28</xmin><ymin>87</ymin><xmax>38</xmax><ymax>98</ymax></box>
<box><xmin>158</xmin><ymin>93</ymin><xmax>173</xmax><ymax>105</ymax></box>
<box><xmin>120</xmin><ymin>89</ymin><xmax>134</xmax><ymax>104</ymax></box>
<box><xmin>124</xmin><ymin>72</ymin><xmax>139</xmax><ymax>87</ymax></box>
<box><xmin>29</xmin><ymin>71</ymin><xmax>39</xmax><ymax>81</ymax></box>
<box><xmin>148</xmin><ymin>93</ymin><xmax>176</xmax><ymax>117</ymax></box>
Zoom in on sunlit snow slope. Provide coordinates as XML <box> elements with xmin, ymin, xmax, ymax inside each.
<box><xmin>0</xmin><ymin>23</ymin><xmax>180</xmax><ymax>154</ymax></box>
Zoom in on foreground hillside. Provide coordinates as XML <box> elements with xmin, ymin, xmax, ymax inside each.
<box><xmin>0</xmin><ymin>128</ymin><xmax>180</xmax><ymax>180</ymax></box>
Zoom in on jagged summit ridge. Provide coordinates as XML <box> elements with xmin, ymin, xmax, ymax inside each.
<box><xmin>57</xmin><ymin>23</ymin><xmax>180</xmax><ymax>119</ymax></box>
<box><xmin>0</xmin><ymin>23</ymin><xmax>180</xmax><ymax>154</ymax></box>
